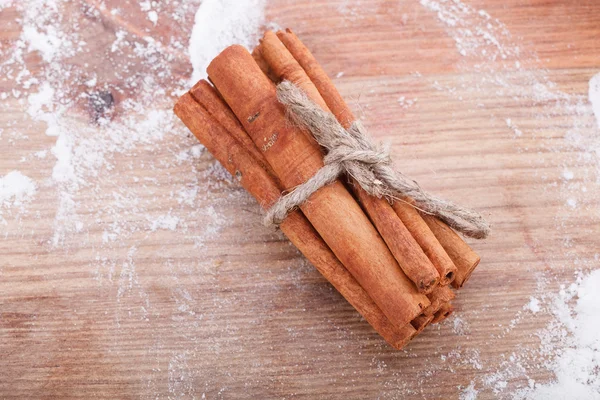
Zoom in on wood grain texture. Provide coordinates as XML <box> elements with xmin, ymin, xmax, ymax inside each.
<box><xmin>1</xmin><ymin>0</ymin><xmax>599</xmax><ymax>398</ymax></box>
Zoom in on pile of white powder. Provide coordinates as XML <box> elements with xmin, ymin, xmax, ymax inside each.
<box><xmin>0</xmin><ymin>170</ymin><xmax>37</xmax><ymax>209</ymax></box>
<box><xmin>516</xmin><ymin>270</ymin><xmax>600</xmax><ymax>399</ymax></box>
<box><xmin>189</xmin><ymin>0</ymin><xmax>266</xmax><ymax>82</ymax></box>
<box><xmin>590</xmin><ymin>73</ymin><xmax>600</xmax><ymax>129</ymax></box>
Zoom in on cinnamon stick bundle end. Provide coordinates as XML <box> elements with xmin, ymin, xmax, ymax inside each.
<box><xmin>388</xmin><ymin>324</ymin><xmax>418</xmax><ymax>350</ymax></box>
<box><xmin>411</xmin><ymin>314</ymin><xmax>434</xmax><ymax>334</ymax></box>
<box><xmin>452</xmin><ymin>257</ymin><xmax>480</xmax><ymax>289</ymax></box>
<box><xmin>423</xmin><ymin>285</ymin><xmax>456</xmax><ymax>317</ymax></box>
<box><xmin>421</xmin><ymin>214</ymin><xmax>481</xmax><ymax>289</ymax></box>
<box><xmin>431</xmin><ymin>303</ymin><xmax>454</xmax><ymax>324</ymax></box>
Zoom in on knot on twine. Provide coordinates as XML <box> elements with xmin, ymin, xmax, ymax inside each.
<box><xmin>264</xmin><ymin>80</ymin><xmax>490</xmax><ymax>239</ymax></box>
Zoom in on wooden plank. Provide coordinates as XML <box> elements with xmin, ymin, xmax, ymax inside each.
<box><xmin>1</xmin><ymin>0</ymin><xmax>599</xmax><ymax>398</ymax></box>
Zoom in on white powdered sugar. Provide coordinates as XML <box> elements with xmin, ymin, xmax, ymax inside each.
<box><xmin>150</xmin><ymin>214</ymin><xmax>180</xmax><ymax>232</ymax></box>
<box><xmin>0</xmin><ymin>171</ymin><xmax>37</xmax><ymax>209</ymax></box>
<box><xmin>420</xmin><ymin>0</ymin><xmax>512</xmax><ymax>60</ymax></box>
<box><xmin>458</xmin><ymin>275</ymin><xmax>600</xmax><ymax>400</ymax></box>
<box><xmin>22</xmin><ymin>24</ymin><xmax>69</xmax><ymax>63</ymax></box>
<box><xmin>516</xmin><ymin>270</ymin><xmax>600</xmax><ymax>399</ymax></box>
<box><xmin>148</xmin><ymin>10</ymin><xmax>159</xmax><ymax>25</ymax></box>
<box><xmin>590</xmin><ymin>72</ymin><xmax>600</xmax><ymax>129</ymax></box>
<box><xmin>1</xmin><ymin>0</ymin><xmax>598</xmax><ymax>397</ymax></box>
<box><xmin>1</xmin><ymin>0</ymin><xmax>202</xmax><ymax>246</ymax></box>
<box><xmin>460</xmin><ymin>382</ymin><xmax>478</xmax><ymax>400</ymax></box>
<box><xmin>188</xmin><ymin>0</ymin><xmax>266</xmax><ymax>83</ymax></box>
<box><xmin>525</xmin><ymin>297</ymin><xmax>541</xmax><ymax>314</ymax></box>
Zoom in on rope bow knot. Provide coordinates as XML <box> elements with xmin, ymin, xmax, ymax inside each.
<box><xmin>264</xmin><ymin>80</ymin><xmax>490</xmax><ymax>239</ymax></box>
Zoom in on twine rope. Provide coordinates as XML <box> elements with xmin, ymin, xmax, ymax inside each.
<box><xmin>264</xmin><ymin>81</ymin><xmax>490</xmax><ymax>239</ymax></box>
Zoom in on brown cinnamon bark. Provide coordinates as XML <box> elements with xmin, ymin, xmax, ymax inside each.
<box><xmin>411</xmin><ymin>314</ymin><xmax>434</xmax><ymax>334</ymax></box>
<box><xmin>174</xmin><ymin>92</ymin><xmax>416</xmax><ymax>349</ymax></box>
<box><xmin>189</xmin><ymin>80</ymin><xmax>270</xmax><ymax>172</ymax></box>
<box><xmin>276</xmin><ymin>29</ymin><xmax>354</xmax><ymax>128</ymax></box>
<box><xmin>354</xmin><ymin>189</ymin><xmax>439</xmax><ymax>293</ymax></box>
<box><xmin>431</xmin><ymin>302</ymin><xmax>454</xmax><ymax>324</ymax></box>
<box><xmin>261</xmin><ymin>31</ymin><xmax>329</xmax><ymax>110</ymax></box>
<box><xmin>392</xmin><ymin>199</ymin><xmax>457</xmax><ymax>286</ymax></box>
<box><xmin>207</xmin><ymin>45</ymin><xmax>429</xmax><ymax>327</ymax></box>
<box><xmin>277</xmin><ymin>28</ymin><xmax>478</xmax><ymax>289</ymax></box>
<box><xmin>260</xmin><ymin>30</ymin><xmax>440</xmax><ymax>294</ymax></box>
<box><xmin>423</xmin><ymin>285</ymin><xmax>456</xmax><ymax>317</ymax></box>
<box><xmin>421</xmin><ymin>214</ymin><xmax>480</xmax><ymax>289</ymax></box>
<box><xmin>251</xmin><ymin>43</ymin><xmax>278</xmax><ymax>83</ymax></box>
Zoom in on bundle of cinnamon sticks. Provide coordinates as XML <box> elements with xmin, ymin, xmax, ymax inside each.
<box><xmin>174</xmin><ymin>29</ymin><xmax>482</xmax><ymax>350</ymax></box>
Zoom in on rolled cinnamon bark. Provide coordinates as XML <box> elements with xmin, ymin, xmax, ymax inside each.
<box><xmin>354</xmin><ymin>185</ymin><xmax>439</xmax><ymax>293</ymax></box>
<box><xmin>251</xmin><ymin>43</ymin><xmax>278</xmax><ymax>83</ymax></box>
<box><xmin>276</xmin><ymin>29</ymin><xmax>354</xmax><ymax>128</ymax></box>
<box><xmin>277</xmin><ymin>28</ymin><xmax>479</xmax><ymax>289</ymax></box>
<box><xmin>431</xmin><ymin>302</ymin><xmax>454</xmax><ymax>324</ymax></box>
<box><xmin>423</xmin><ymin>285</ymin><xmax>455</xmax><ymax>317</ymax></box>
<box><xmin>261</xmin><ymin>31</ymin><xmax>329</xmax><ymax>110</ymax></box>
<box><xmin>174</xmin><ymin>92</ymin><xmax>417</xmax><ymax>349</ymax></box>
<box><xmin>392</xmin><ymin>199</ymin><xmax>457</xmax><ymax>286</ymax></box>
<box><xmin>421</xmin><ymin>214</ymin><xmax>480</xmax><ymax>289</ymax></box>
<box><xmin>260</xmin><ymin>30</ymin><xmax>440</xmax><ymax>294</ymax></box>
<box><xmin>411</xmin><ymin>314</ymin><xmax>434</xmax><ymax>334</ymax></box>
<box><xmin>207</xmin><ymin>45</ymin><xmax>429</xmax><ymax>327</ymax></box>
<box><xmin>189</xmin><ymin>80</ymin><xmax>271</xmax><ymax>174</ymax></box>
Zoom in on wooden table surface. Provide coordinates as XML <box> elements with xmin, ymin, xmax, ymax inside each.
<box><xmin>1</xmin><ymin>0</ymin><xmax>599</xmax><ymax>398</ymax></box>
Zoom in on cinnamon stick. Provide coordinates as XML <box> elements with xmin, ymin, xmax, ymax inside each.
<box><xmin>423</xmin><ymin>285</ymin><xmax>455</xmax><ymax>317</ymax></box>
<box><xmin>189</xmin><ymin>79</ymin><xmax>283</xmax><ymax>192</ymax></box>
<box><xmin>431</xmin><ymin>302</ymin><xmax>454</xmax><ymax>324</ymax></box>
<box><xmin>260</xmin><ymin>31</ymin><xmax>329</xmax><ymax>110</ymax></box>
<box><xmin>251</xmin><ymin>43</ymin><xmax>278</xmax><ymax>83</ymax></box>
<box><xmin>353</xmin><ymin>181</ymin><xmax>439</xmax><ymax>293</ymax></box>
<box><xmin>422</xmin><ymin>214</ymin><xmax>480</xmax><ymax>289</ymax></box>
<box><xmin>277</xmin><ymin>28</ymin><xmax>476</xmax><ymax>288</ymax></box>
<box><xmin>260</xmin><ymin>30</ymin><xmax>440</xmax><ymax>293</ymax></box>
<box><xmin>189</xmin><ymin>80</ymin><xmax>272</xmax><ymax>174</ymax></box>
<box><xmin>174</xmin><ymin>92</ymin><xmax>417</xmax><ymax>349</ymax></box>
<box><xmin>392</xmin><ymin>199</ymin><xmax>457</xmax><ymax>286</ymax></box>
<box><xmin>276</xmin><ymin>29</ymin><xmax>354</xmax><ymax>128</ymax></box>
<box><xmin>411</xmin><ymin>314</ymin><xmax>434</xmax><ymax>334</ymax></box>
<box><xmin>207</xmin><ymin>45</ymin><xmax>429</xmax><ymax>327</ymax></box>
